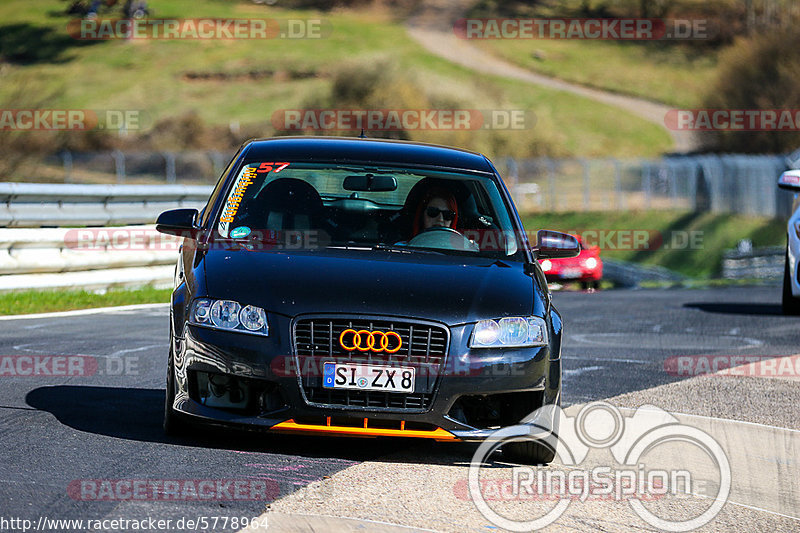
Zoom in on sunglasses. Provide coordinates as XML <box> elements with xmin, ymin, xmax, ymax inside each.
<box><xmin>425</xmin><ymin>207</ymin><xmax>456</xmax><ymax>221</ymax></box>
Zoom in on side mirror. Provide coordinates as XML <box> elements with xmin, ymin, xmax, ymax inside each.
<box><xmin>535</xmin><ymin>229</ymin><xmax>580</xmax><ymax>259</ymax></box>
<box><xmin>778</xmin><ymin>170</ymin><xmax>800</xmax><ymax>191</ymax></box>
<box><xmin>156</xmin><ymin>208</ymin><xmax>199</xmax><ymax>238</ymax></box>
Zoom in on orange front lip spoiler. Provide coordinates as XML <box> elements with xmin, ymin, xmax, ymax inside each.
<box><xmin>271</xmin><ymin>418</ymin><xmax>457</xmax><ymax>442</ymax></box>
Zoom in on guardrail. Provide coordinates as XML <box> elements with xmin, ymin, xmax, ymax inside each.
<box><xmin>0</xmin><ymin>183</ymin><xmax>212</xmax><ymax>227</ymax></box>
<box><xmin>0</xmin><ymin>225</ymin><xmax>182</xmax><ymax>291</ymax></box>
<box><xmin>0</xmin><ymin>183</ymin><xmax>212</xmax><ymax>291</ymax></box>
<box><xmin>601</xmin><ymin>259</ymin><xmax>686</xmax><ymax>288</ymax></box>
<box><xmin>721</xmin><ymin>246</ymin><xmax>784</xmax><ymax>280</ymax></box>
<box><xmin>0</xmin><ymin>183</ymin><xmax>788</xmax><ymax>291</ymax></box>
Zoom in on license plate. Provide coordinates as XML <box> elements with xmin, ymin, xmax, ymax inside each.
<box><xmin>560</xmin><ymin>268</ymin><xmax>582</xmax><ymax>279</ymax></box>
<box><xmin>322</xmin><ymin>362</ymin><xmax>415</xmax><ymax>393</ymax></box>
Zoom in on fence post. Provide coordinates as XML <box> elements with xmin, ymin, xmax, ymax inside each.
<box><xmin>642</xmin><ymin>161</ymin><xmax>651</xmax><ymax>210</ymax></box>
<box><xmin>210</xmin><ymin>151</ymin><xmax>226</xmax><ymax>181</ymax></box>
<box><xmin>581</xmin><ymin>159</ymin><xmax>590</xmax><ymax>211</ymax></box>
<box><xmin>546</xmin><ymin>158</ymin><xmax>557</xmax><ymax>211</ymax></box>
<box><xmin>613</xmin><ymin>158</ymin><xmax>624</xmax><ymax>211</ymax></box>
<box><xmin>61</xmin><ymin>150</ymin><xmax>73</xmax><ymax>183</ymax></box>
<box><xmin>506</xmin><ymin>157</ymin><xmax>519</xmax><ymax>190</ymax></box>
<box><xmin>163</xmin><ymin>152</ymin><xmax>176</xmax><ymax>184</ymax></box>
<box><xmin>111</xmin><ymin>150</ymin><xmax>126</xmax><ymax>184</ymax></box>
<box><xmin>669</xmin><ymin>164</ymin><xmax>679</xmax><ymax>208</ymax></box>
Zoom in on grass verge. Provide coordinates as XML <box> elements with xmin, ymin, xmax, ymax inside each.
<box><xmin>473</xmin><ymin>39</ymin><xmax>717</xmax><ymax>109</ymax></box>
<box><xmin>464</xmin><ymin>0</ymin><xmax>724</xmax><ymax>108</ymax></box>
<box><xmin>0</xmin><ymin>286</ymin><xmax>171</xmax><ymax>315</ymax></box>
<box><xmin>521</xmin><ymin>210</ymin><xmax>786</xmax><ymax>278</ymax></box>
<box><xmin>0</xmin><ymin>0</ymin><xmax>672</xmax><ymax>161</ymax></box>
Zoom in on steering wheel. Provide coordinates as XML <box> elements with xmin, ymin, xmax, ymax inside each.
<box><xmin>407</xmin><ymin>226</ymin><xmax>479</xmax><ymax>252</ymax></box>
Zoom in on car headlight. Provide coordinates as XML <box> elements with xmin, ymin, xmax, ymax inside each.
<box><xmin>469</xmin><ymin>316</ymin><xmax>548</xmax><ymax>348</ymax></box>
<box><xmin>583</xmin><ymin>257</ymin><xmax>598</xmax><ymax>269</ymax></box>
<box><xmin>189</xmin><ymin>298</ymin><xmax>269</xmax><ymax>336</ymax></box>
<box><xmin>240</xmin><ymin>305</ymin><xmax>267</xmax><ymax>331</ymax></box>
<box><xmin>540</xmin><ymin>259</ymin><xmax>552</xmax><ymax>272</ymax></box>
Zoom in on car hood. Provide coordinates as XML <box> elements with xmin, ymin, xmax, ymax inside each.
<box><xmin>202</xmin><ymin>248</ymin><xmax>538</xmax><ymax>325</ymax></box>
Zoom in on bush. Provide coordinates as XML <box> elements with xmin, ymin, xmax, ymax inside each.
<box><xmin>701</xmin><ymin>30</ymin><xmax>800</xmax><ymax>153</ymax></box>
<box><xmin>283</xmin><ymin>57</ymin><xmax>556</xmax><ymax>159</ymax></box>
<box><xmin>138</xmin><ymin>111</ymin><xmax>237</xmax><ymax>151</ymax></box>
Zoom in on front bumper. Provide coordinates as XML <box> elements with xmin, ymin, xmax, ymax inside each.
<box><xmin>545</xmin><ymin>268</ymin><xmax>602</xmax><ymax>283</ymax></box>
<box><xmin>170</xmin><ymin>313</ymin><xmax>561</xmax><ymax>443</ymax></box>
<box><xmin>788</xmin><ymin>224</ymin><xmax>800</xmax><ymax>297</ymax></box>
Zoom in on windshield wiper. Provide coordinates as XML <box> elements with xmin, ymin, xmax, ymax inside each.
<box><xmin>372</xmin><ymin>244</ymin><xmax>443</xmax><ymax>255</ymax></box>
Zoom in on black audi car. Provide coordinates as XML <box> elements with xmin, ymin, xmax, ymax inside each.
<box><xmin>156</xmin><ymin>137</ymin><xmax>578</xmax><ymax>463</ymax></box>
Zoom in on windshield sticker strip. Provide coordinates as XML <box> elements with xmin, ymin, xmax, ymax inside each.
<box><xmin>220</xmin><ymin>166</ymin><xmax>257</xmax><ymax>225</ymax></box>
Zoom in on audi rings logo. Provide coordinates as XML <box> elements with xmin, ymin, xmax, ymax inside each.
<box><xmin>338</xmin><ymin>329</ymin><xmax>403</xmax><ymax>353</ymax></box>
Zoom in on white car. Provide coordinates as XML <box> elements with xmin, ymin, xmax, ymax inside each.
<box><xmin>778</xmin><ymin>169</ymin><xmax>800</xmax><ymax>314</ymax></box>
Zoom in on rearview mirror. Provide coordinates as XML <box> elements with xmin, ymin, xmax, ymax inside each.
<box><xmin>343</xmin><ymin>174</ymin><xmax>397</xmax><ymax>192</ymax></box>
<box><xmin>778</xmin><ymin>170</ymin><xmax>800</xmax><ymax>191</ymax></box>
<box><xmin>156</xmin><ymin>208</ymin><xmax>199</xmax><ymax>238</ymax></box>
<box><xmin>534</xmin><ymin>230</ymin><xmax>580</xmax><ymax>259</ymax></box>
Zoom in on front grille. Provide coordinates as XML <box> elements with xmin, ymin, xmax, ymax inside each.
<box><xmin>293</xmin><ymin>317</ymin><xmax>449</xmax><ymax>411</ymax></box>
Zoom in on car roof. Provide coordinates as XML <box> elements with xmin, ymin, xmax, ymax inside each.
<box><xmin>240</xmin><ymin>136</ymin><xmax>495</xmax><ymax>174</ymax></box>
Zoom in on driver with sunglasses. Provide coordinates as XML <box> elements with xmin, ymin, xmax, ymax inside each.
<box><xmin>411</xmin><ymin>186</ymin><xmax>459</xmax><ymax>237</ymax></box>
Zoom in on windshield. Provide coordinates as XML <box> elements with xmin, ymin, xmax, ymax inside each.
<box><xmin>214</xmin><ymin>162</ymin><xmax>522</xmax><ymax>259</ymax></box>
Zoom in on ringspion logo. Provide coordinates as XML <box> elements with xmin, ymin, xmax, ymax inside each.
<box><xmin>468</xmin><ymin>402</ymin><xmax>730</xmax><ymax>531</ymax></box>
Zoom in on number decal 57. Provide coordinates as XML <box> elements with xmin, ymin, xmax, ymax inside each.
<box><xmin>256</xmin><ymin>162</ymin><xmax>290</xmax><ymax>173</ymax></box>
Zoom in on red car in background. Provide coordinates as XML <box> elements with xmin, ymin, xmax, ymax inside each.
<box><xmin>539</xmin><ymin>235</ymin><xmax>602</xmax><ymax>289</ymax></box>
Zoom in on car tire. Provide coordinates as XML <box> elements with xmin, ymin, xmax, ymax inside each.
<box><xmin>502</xmin><ymin>438</ymin><xmax>557</xmax><ymax>465</ymax></box>
<box><xmin>502</xmin><ymin>395</ymin><xmax>560</xmax><ymax>465</ymax></box>
<box><xmin>163</xmin><ymin>331</ymin><xmax>190</xmax><ymax>436</ymax></box>
<box><xmin>591</xmin><ymin>280</ymin><xmax>600</xmax><ymax>290</ymax></box>
<box><xmin>782</xmin><ymin>250</ymin><xmax>800</xmax><ymax>315</ymax></box>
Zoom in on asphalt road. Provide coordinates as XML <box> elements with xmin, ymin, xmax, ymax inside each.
<box><xmin>0</xmin><ymin>286</ymin><xmax>797</xmax><ymax>532</ymax></box>
<box><xmin>554</xmin><ymin>286</ymin><xmax>799</xmax><ymax>404</ymax></box>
